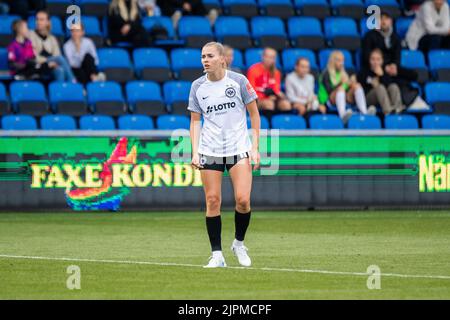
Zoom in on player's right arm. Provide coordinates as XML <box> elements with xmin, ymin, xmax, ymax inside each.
<box><xmin>190</xmin><ymin>111</ymin><xmax>203</xmax><ymax>169</ymax></box>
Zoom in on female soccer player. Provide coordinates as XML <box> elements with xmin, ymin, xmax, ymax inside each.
<box><xmin>188</xmin><ymin>42</ymin><xmax>261</xmax><ymax>268</ymax></box>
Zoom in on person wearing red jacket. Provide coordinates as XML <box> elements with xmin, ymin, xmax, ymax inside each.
<box><xmin>246</xmin><ymin>47</ymin><xmax>291</xmax><ymax>116</ymax></box>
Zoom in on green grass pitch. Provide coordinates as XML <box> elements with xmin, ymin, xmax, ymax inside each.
<box><xmin>0</xmin><ymin>210</ymin><xmax>450</xmax><ymax>299</ymax></box>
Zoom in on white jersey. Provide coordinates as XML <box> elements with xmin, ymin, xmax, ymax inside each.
<box><xmin>188</xmin><ymin>70</ymin><xmax>258</xmax><ymax>157</ymax></box>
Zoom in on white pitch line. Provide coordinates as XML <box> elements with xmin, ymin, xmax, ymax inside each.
<box><xmin>1</xmin><ymin>254</ymin><xmax>450</xmax><ymax>280</ymax></box>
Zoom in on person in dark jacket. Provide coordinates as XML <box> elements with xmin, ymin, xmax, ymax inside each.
<box><xmin>158</xmin><ymin>0</ymin><xmax>217</xmax><ymax>29</ymax></box>
<box><xmin>358</xmin><ymin>49</ymin><xmax>404</xmax><ymax>115</ymax></box>
<box><xmin>108</xmin><ymin>0</ymin><xmax>151</xmax><ymax>47</ymax></box>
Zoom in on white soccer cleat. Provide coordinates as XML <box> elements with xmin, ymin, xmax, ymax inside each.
<box><xmin>203</xmin><ymin>255</ymin><xmax>227</xmax><ymax>268</ymax></box>
<box><xmin>231</xmin><ymin>243</ymin><xmax>252</xmax><ymax>267</ymax></box>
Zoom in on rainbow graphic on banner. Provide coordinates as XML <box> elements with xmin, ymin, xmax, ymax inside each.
<box><xmin>65</xmin><ymin>137</ymin><xmax>137</xmax><ymax>211</ymax></box>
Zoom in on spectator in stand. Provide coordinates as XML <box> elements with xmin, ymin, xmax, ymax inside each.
<box><xmin>108</xmin><ymin>0</ymin><xmax>151</xmax><ymax>47</ymax></box>
<box><xmin>406</xmin><ymin>0</ymin><xmax>450</xmax><ymax>53</ymax></box>
<box><xmin>63</xmin><ymin>23</ymin><xmax>106</xmax><ymax>85</ymax></box>
<box><xmin>138</xmin><ymin>0</ymin><xmax>161</xmax><ymax>16</ymax></box>
<box><xmin>6</xmin><ymin>0</ymin><xmax>46</xmax><ymax>19</ymax></box>
<box><xmin>224</xmin><ymin>45</ymin><xmax>242</xmax><ymax>74</ymax></box>
<box><xmin>247</xmin><ymin>47</ymin><xmax>292</xmax><ymax>117</ymax></box>
<box><xmin>158</xmin><ymin>0</ymin><xmax>218</xmax><ymax>29</ymax></box>
<box><xmin>285</xmin><ymin>57</ymin><xmax>325</xmax><ymax>116</ymax></box>
<box><xmin>29</xmin><ymin>10</ymin><xmax>75</xmax><ymax>82</ymax></box>
<box><xmin>358</xmin><ymin>49</ymin><xmax>404</xmax><ymax>115</ymax></box>
<box><xmin>7</xmin><ymin>19</ymin><xmax>49</xmax><ymax>80</ymax></box>
<box><xmin>318</xmin><ymin>50</ymin><xmax>376</xmax><ymax>124</ymax></box>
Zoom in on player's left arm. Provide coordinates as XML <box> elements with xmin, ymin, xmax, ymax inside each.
<box><xmin>246</xmin><ymin>100</ymin><xmax>260</xmax><ymax>171</ymax></box>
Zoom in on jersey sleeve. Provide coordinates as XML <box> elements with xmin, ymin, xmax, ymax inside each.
<box><xmin>240</xmin><ymin>75</ymin><xmax>258</xmax><ymax>105</ymax></box>
<box><xmin>187</xmin><ymin>81</ymin><xmax>202</xmax><ymax>114</ymax></box>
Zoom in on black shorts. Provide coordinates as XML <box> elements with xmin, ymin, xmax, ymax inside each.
<box><xmin>199</xmin><ymin>152</ymin><xmax>249</xmax><ymax>172</ymax></box>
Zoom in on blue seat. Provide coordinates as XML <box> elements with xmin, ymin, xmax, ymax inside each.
<box><xmin>0</xmin><ymin>15</ymin><xmax>20</xmax><ymax>47</ymax></box>
<box><xmin>48</xmin><ymin>82</ymin><xmax>86</xmax><ymax>115</ymax></box>
<box><xmin>395</xmin><ymin>17</ymin><xmax>413</xmax><ymax>39</ymax></box>
<box><xmin>28</xmin><ymin>16</ymin><xmax>64</xmax><ymax>36</ymax></box>
<box><xmin>231</xmin><ymin>49</ymin><xmax>245</xmax><ymax>71</ymax></box>
<box><xmin>10</xmin><ymin>81</ymin><xmax>48</xmax><ymax>115</ymax></box>
<box><xmin>157</xmin><ymin>115</ymin><xmax>190</xmax><ymax>130</ymax></box>
<box><xmin>319</xmin><ymin>49</ymin><xmax>355</xmax><ymax>71</ymax></box>
<box><xmin>309</xmin><ymin>114</ymin><xmax>344</xmax><ymax>129</ymax></box>
<box><xmin>222</xmin><ymin>0</ymin><xmax>258</xmax><ymax>19</ymax></box>
<box><xmin>245</xmin><ymin>48</ymin><xmax>282</xmax><ymax>69</ymax></box>
<box><xmin>347</xmin><ymin>114</ymin><xmax>381</xmax><ymax>129</ymax></box>
<box><xmin>428</xmin><ymin>50</ymin><xmax>450</xmax><ymax>81</ymax></box>
<box><xmin>1</xmin><ymin>114</ymin><xmax>37</xmax><ymax>130</ymax></box>
<box><xmin>118</xmin><ymin>115</ymin><xmax>155</xmax><ymax>130</ymax></box>
<box><xmin>133</xmin><ymin>48</ymin><xmax>170</xmax><ymax>82</ymax></box>
<box><xmin>215</xmin><ymin>16</ymin><xmax>252</xmax><ymax>50</ymax></box>
<box><xmin>87</xmin><ymin>81</ymin><xmax>125</xmax><ymax>115</ymax></box>
<box><xmin>330</xmin><ymin>0</ymin><xmax>364</xmax><ymax>19</ymax></box>
<box><xmin>79</xmin><ymin>115</ymin><xmax>115</xmax><ymax>130</ymax></box>
<box><xmin>422</xmin><ymin>114</ymin><xmax>450</xmax><ymax>129</ymax></box>
<box><xmin>0</xmin><ymin>48</ymin><xmax>11</xmax><ymax>80</ymax></box>
<box><xmin>288</xmin><ymin>17</ymin><xmax>325</xmax><ymax>50</ymax></box>
<box><xmin>384</xmin><ymin>115</ymin><xmax>419</xmax><ymax>129</ymax></box>
<box><xmin>142</xmin><ymin>16</ymin><xmax>175</xmax><ymax>39</ymax></box>
<box><xmin>80</xmin><ymin>16</ymin><xmax>102</xmax><ymax>35</ymax></box>
<box><xmin>41</xmin><ymin>114</ymin><xmax>77</xmax><ymax>130</ymax></box>
<box><xmin>271</xmin><ymin>114</ymin><xmax>307</xmax><ymax>130</ymax></box>
<box><xmin>0</xmin><ymin>82</ymin><xmax>8</xmax><ymax>113</ymax></box>
<box><xmin>294</xmin><ymin>0</ymin><xmax>330</xmax><ymax>19</ymax></box>
<box><xmin>364</xmin><ymin>0</ymin><xmax>401</xmax><ymax>18</ymax></box>
<box><xmin>126</xmin><ymin>81</ymin><xmax>166</xmax><ymax>116</ymax></box>
<box><xmin>324</xmin><ymin>17</ymin><xmax>360</xmax><ymax>51</ymax></box>
<box><xmin>98</xmin><ymin>48</ymin><xmax>134</xmax><ymax>83</ymax></box>
<box><xmin>178</xmin><ymin>16</ymin><xmax>213</xmax><ymax>47</ymax></box>
<box><xmin>250</xmin><ymin>16</ymin><xmax>287</xmax><ymax>50</ymax></box>
<box><xmin>282</xmin><ymin>48</ymin><xmax>318</xmax><ymax>73</ymax></box>
<box><xmin>259</xmin><ymin>0</ymin><xmax>295</xmax><ymax>19</ymax></box>
<box><xmin>163</xmin><ymin>81</ymin><xmax>191</xmax><ymax>114</ymax></box>
<box><xmin>425</xmin><ymin>82</ymin><xmax>450</xmax><ymax>107</ymax></box>
<box><xmin>171</xmin><ymin>48</ymin><xmax>203</xmax><ymax>81</ymax></box>
<box><xmin>247</xmin><ymin>114</ymin><xmax>270</xmax><ymax>129</ymax></box>
<box><xmin>401</xmin><ymin>50</ymin><xmax>429</xmax><ymax>83</ymax></box>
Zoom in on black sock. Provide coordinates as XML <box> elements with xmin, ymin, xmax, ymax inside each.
<box><xmin>235</xmin><ymin>210</ymin><xmax>251</xmax><ymax>241</ymax></box>
<box><xmin>206</xmin><ymin>215</ymin><xmax>222</xmax><ymax>251</ymax></box>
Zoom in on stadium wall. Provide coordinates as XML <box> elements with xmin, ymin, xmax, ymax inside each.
<box><xmin>0</xmin><ymin>130</ymin><xmax>449</xmax><ymax>211</ymax></box>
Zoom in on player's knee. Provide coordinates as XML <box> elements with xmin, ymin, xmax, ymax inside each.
<box><xmin>206</xmin><ymin>194</ymin><xmax>221</xmax><ymax>211</ymax></box>
<box><xmin>235</xmin><ymin>195</ymin><xmax>250</xmax><ymax>212</ymax></box>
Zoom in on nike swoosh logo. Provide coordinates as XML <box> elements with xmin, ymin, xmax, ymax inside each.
<box><xmin>202</xmin><ymin>96</ymin><xmax>209</xmax><ymax>100</ymax></box>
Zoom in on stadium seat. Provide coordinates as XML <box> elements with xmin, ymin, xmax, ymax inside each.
<box><xmin>428</xmin><ymin>50</ymin><xmax>450</xmax><ymax>82</ymax></box>
<box><xmin>78</xmin><ymin>16</ymin><xmax>103</xmax><ymax>48</ymax></box>
<box><xmin>245</xmin><ymin>48</ymin><xmax>282</xmax><ymax>70</ymax></box>
<box><xmin>163</xmin><ymin>81</ymin><xmax>191</xmax><ymax>115</ymax></box>
<box><xmin>40</xmin><ymin>114</ymin><xmax>77</xmax><ymax>130</ymax></box>
<box><xmin>294</xmin><ymin>0</ymin><xmax>330</xmax><ymax>20</ymax></box>
<box><xmin>1</xmin><ymin>114</ymin><xmax>37</xmax><ymax>130</ymax></box>
<box><xmin>215</xmin><ymin>16</ymin><xmax>252</xmax><ymax>50</ymax></box>
<box><xmin>364</xmin><ymin>0</ymin><xmax>401</xmax><ymax>18</ymax></box>
<box><xmin>259</xmin><ymin>0</ymin><xmax>295</xmax><ymax>19</ymax></box>
<box><xmin>46</xmin><ymin>0</ymin><xmax>73</xmax><ymax>17</ymax></box>
<box><xmin>171</xmin><ymin>48</ymin><xmax>203</xmax><ymax>82</ymax></box>
<box><xmin>282</xmin><ymin>49</ymin><xmax>318</xmax><ymax>75</ymax></box>
<box><xmin>324</xmin><ymin>17</ymin><xmax>360</xmax><ymax>51</ymax></box>
<box><xmin>247</xmin><ymin>114</ymin><xmax>270</xmax><ymax>129</ymax></box>
<box><xmin>359</xmin><ymin>17</ymin><xmax>371</xmax><ymax>38</ymax></box>
<box><xmin>178</xmin><ymin>16</ymin><xmax>214</xmax><ymax>48</ymax></box>
<box><xmin>0</xmin><ymin>82</ymin><xmax>9</xmax><ymax>115</ymax></box>
<box><xmin>87</xmin><ymin>81</ymin><xmax>126</xmax><ymax>115</ymax></box>
<box><xmin>288</xmin><ymin>17</ymin><xmax>325</xmax><ymax>50</ymax></box>
<box><xmin>271</xmin><ymin>114</ymin><xmax>307</xmax><ymax>130</ymax></box>
<box><xmin>133</xmin><ymin>48</ymin><xmax>171</xmax><ymax>83</ymax></box>
<box><xmin>142</xmin><ymin>16</ymin><xmax>176</xmax><ymax>40</ymax></box>
<box><xmin>9</xmin><ymin>81</ymin><xmax>48</xmax><ymax>115</ymax></box>
<box><xmin>330</xmin><ymin>0</ymin><xmax>364</xmax><ymax>19</ymax></box>
<box><xmin>231</xmin><ymin>49</ymin><xmax>245</xmax><ymax>71</ymax></box>
<box><xmin>0</xmin><ymin>47</ymin><xmax>11</xmax><ymax>81</ymax></box>
<box><xmin>79</xmin><ymin>114</ymin><xmax>115</xmax><ymax>130</ymax></box>
<box><xmin>384</xmin><ymin>115</ymin><xmax>419</xmax><ymax>129</ymax></box>
<box><xmin>48</xmin><ymin>82</ymin><xmax>87</xmax><ymax>116</ymax></box>
<box><xmin>250</xmin><ymin>16</ymin><xmax>287</xmax><ymax>50</ymax></box>
<box><xmin>79</xmin><ymin>0</ymin><xmax>109</xmax><ymax>17</ymax></box>
<box><xmin>118</xmin><ymin>115</ymin><xmax>155</xmax><ymax>130</ymax></box>
<box><xmin>319</xmin><ymin>49</ymin><xmax>355</xmax><ymax>72</ymax></box>
<box><xmin>0</xmin><ymin>15</ymin><xmax>20</xmax><ymax>46</ymax></box>
<box><xmin>421</xmin><ymin>114</ymin><xmax>450</xmax><ymax>129</ymax></box>
<box><xmin>425</xmin><ymin>82</ymin><xmax>450</xmax><ymax>114</ymax></box>
<box><xmin>223</xmin><ymin>0</ymin><xmax>258</xmax><ymax>19</ymax></box>
<box><xmin>126</xmin><ymin>81</ymin><xmax>166</xmax><ymax>116</ymax></box>
<box><xmin>347</xmin><ymin>114</ymin><xmax>382</xmax><ymax>129</ymax></box>
<box><xmin>156</xmin><ymin>115</ymin><xmax>190</xmax><ymax>130</ymax></box>
<box><xmin>401</xmin><ymin>50</ymin><xmax>429</xmax><ymax>84</ymax></box>
<box><xmin>309</xmin><ymin>114</ymin><xmax>344</xmax><ymax>129</ymax></box>
<box><xmin>395</xmin><ymin>17</ymin><xmax>413</xmax><ymax>40</ymax></box>
<box><xmin>98</xmin><ymin>48</ymin><xmax>134</xmax><ymax>83</ymax></box>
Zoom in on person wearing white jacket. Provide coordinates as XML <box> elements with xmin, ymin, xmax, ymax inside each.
<box><xmin>406</xmin><ymin>0</ymin><xmax>450</xmax><ymax>52</ymax></box>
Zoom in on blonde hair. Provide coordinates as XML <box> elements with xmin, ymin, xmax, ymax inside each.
<box><xmin>327</xmin><ymin>50</ymin><xmax>349</xmax><ymax>86</ymax></box>
<box><xmin>202</xmin><ymin>42</ymin><xmax>226</xmax><ymax>68</ymax></box>
<box><xmin>109</xmin><ymin>0</ymin><xmax>139</xmax><ymax>22</ymax></box>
